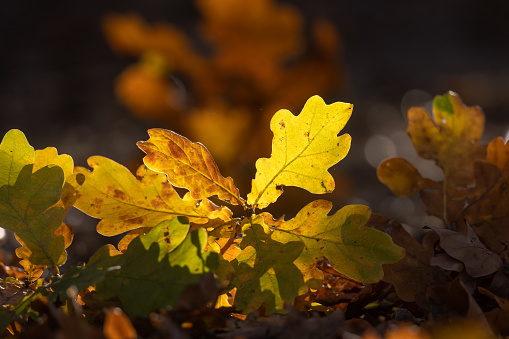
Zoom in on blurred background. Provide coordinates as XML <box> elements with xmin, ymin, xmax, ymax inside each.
<box><xmin>1</xmin><ymin>0</ymin><xmax>509</xmax><ymax>269</ymax></box>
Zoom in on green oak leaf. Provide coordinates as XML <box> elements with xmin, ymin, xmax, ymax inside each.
<box><xmin>0</xmin><ymin>129</ymin><xmax>34</xmax><ymax>187</ymax></box>
<box><xmin>230</xmin><ymin>218</ymin><xmax>306</xmax><ymax>315</ymax></box>
<box><xmin>0</xmin><ymin>165</ymin><xmax>66</xmax><ymax>267</ymax></box>
<box><xmin>93</xmin><ymin>219</ymin><xmax>219</xmax><ymax>317</ymax></box>
<box><xmin>267</xmin><ymin>200</ymin><xmax>405</xmax><ymax>286</ymax></box>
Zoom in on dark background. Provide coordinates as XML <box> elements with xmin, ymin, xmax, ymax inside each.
<box><xmin>1</xmin><ymin>0</ymin><xmax>508</xmax><ymax>267</ymax></box>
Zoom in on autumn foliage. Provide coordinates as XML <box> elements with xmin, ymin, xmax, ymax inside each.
<box><xmin>1</xmin><ymin>1</ymin><xmax>508</xmax><ymax>338</ymax></box>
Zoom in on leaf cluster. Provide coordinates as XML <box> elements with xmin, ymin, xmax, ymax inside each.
<box><xmin>377</xmin><ymin>91</ymin><xmax>509</xmax><ymax>336</ymax></box>
<box><xmin>0</xmin><ymin>95</ymin><xmax>404</xmax><ymax>337</ymax></box>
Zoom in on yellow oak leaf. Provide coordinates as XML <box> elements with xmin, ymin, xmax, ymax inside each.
<box><xmin>74</xmin><ymin>156</ymin><xmax>232</xmax><ymax>237</ymax></box>
<box><xmin>137</xmin><ymin>129</ymin><xmax>243</xmax><ymax>205</ymax></box>
<box><xmin>247</xmin><ymin>95</ymin><xmax>352</xmax><ymax>209</ymax></box>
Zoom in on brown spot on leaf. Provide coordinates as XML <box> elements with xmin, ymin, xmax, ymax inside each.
<box><xmin>279</xmin><ymin>120</ymin><xmax>285</xmax><ymax>129</ymax></box>
<box><xmin>113</xmin><ymin>189</ymin><xmax>129</xmax><ymax>200</ymax></box>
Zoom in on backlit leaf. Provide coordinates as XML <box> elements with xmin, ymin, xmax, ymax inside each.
<box><xmin>230</xmin><ymin>218</ymin><xmax>306</xmax><ymax>314</ymax></box>
<box><xmin>74</xmin><ymin>156</ymin><xmax>232</xmax><ymax>237</ymax></box>
<box><xmin>0</xmin><ymin>129</ymin><xmax>34</xmax><ymax>187</ymax></box>
<box><xmin>247</xmin><ymin>95</ymin><xmax>352</xmax><ymax>209</ymax></box>
<box><xmin>0</xmin><ymin>165</ymin><xmax>65</xmax><ymax>267</ymax></box>
<box><xmin>267</xmin><ymin>200</ymin><xmax>404</xmax><ymax>286</ymax></box>
<box><xmin>138</xmin><ymin>128</ymin><xmax>242</xmax><ymax>205</ymax></box>
<box><xmin>93</xmin><ymin>219</ymin><xmax>219</xmax><ymax>317</ymax></box>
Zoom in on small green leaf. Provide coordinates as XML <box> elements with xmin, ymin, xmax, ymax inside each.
<box><xmin>230</xmin><ymin>219</ymin><xmax>306</xmax><ymax>314</ymax></box>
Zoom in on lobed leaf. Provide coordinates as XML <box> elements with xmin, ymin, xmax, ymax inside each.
<box><xmin>0</xmin><ymin>129</ymin><xmax>34</xmax><ymax>187</ymax></box>
<box><xmin>230</xmin><ymin>218</ymin><xmax>306</xmax><ymax>314</ymax></box>
<box><xmin>427</xmin><ymin>224</ymin><xmax>502</xmax><ymax>278</ymax></box>
<box><xmin>367</xmin><ymin>213</ymin><xmax>450</xmax><ymax>308</ymax></box>
<box><xmin>377</xmin><ymin>92</ymin><xmax>486</xmax><ymax>225</ymax></box>
<box><xmin>247</xmin><ymin>95</ymin><xmax>352</xmax><ymax>209</ymax></box>
<box><xmin>74</xmin><ymin>156</ymin><xmax>232</xmax><ymax>237</ymax></box>
<box><xmin>93</xmin><ymin>219</ymin><xmax>219</xmax><ymax>317</ymax></box>
<box><xmin>0</xmin><ymin>165</ymin><xmax>66</xmax><ymax>267</ymax></box>
<box><xmin>267</xmin><ymin>200</ymin><xmax>404</xmax><ymax>286</ymax></box>
<box><xmin>137</xmin><ymin>128</ymin><xmax>242</xmax><ymax>205</ymax></box>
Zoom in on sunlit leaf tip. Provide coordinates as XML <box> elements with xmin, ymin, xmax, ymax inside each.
<box><xmin>247</xmin><ymin>95</ymin><xmax>353</xmax><ymax>209</ymax></box>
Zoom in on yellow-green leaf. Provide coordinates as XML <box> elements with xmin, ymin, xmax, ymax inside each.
<box><xmin>267</xmin><ymin>200</ymin><xmax>405</xmax><ymax>285</ymax></box>
<box><xmin>74</xmin><ymin>156</ymin><xmax>232</xmax><ymax>237</ymax></box>
<box><xmin>247</xmin><ymin>95</ymin><xmax>352</xmax><ymax>209</ymax></box>
<box><xmin>0</xmin><ymin>165</ymin><xmax>66</xmax><ymax>267</ymax></box>
<box><xmin>93</xmin><ymin>220</ymin><xmax>218</xmax><ymax>317</ymax></box>
<box><xmin>230</xmin><ymin>218</ymin><xmax>306</xmax><ymax>314</ymax></box>
<box><xmin>138</xmin><ymin>129</ymin><xmax>243</xmax><ymax>205</ymax></box>
<box><xmin>0</xmin><ymin>129</ymin><xmax>34</xmax><ymax>187</ymax></box>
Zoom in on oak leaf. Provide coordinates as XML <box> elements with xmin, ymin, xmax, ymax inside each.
<box><xmin>230</xmin><ymin>218</ymin><xmax>306</xmax><ymax>314</ymax></box>
<box><xmin>248</xmin><ymin>95</ymin><xmax>352</xmax><ymax>209</ymax></box>
<box><xmin>462</xmin><ymin>138</ymin><xmax>509</xmax><ymax>256</ymax></box>
<box><xmin>267</xmin><ymin>201</ymin><xmax>404</xmax><ymax>287</ymax></box>
<box><xmin>378</xmin><ymin>92</ymin><xmax>486</xmax><ymax>225</ymax></box>
<box><xmin>74</xmin><ymin>156</ymin><xmax>232</xmax><ymax>237</ymax></box>
<box><xmin>0</xmin><ymin>165</ymin><xmax>66</xmax><ymax>267</ymax></box>
<box><xmin>138</xmin><ymin>128</ymin><xmax>242</xmax><ymax>205</ymax></box>
<box><xmin>367</xmin><ymin>214</ymin><xmax>450</xmax><ymax>307</ymax></box>
<box><xmin>427</xmin><ymin>224</ymin><xmax>502</xmax><ymax>278</ymax></box>
<box><xmin>93</xmin><ymin>219</ymin><xmax>219</xmax><ymax>317</ymax></box>
<box><xmin>0</xmin><ymin>130</ymin><xmax>69</xmax><ymax>269</ymax></box>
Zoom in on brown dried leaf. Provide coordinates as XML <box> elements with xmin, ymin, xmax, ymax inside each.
<box><xmin>427</xmin><ymin>224</ymin><xmax>502</xmax><ymax>278</ymax></box>
<box><xmin>367</xmin><ymin>213</ymin><xmax>450</xmax><ymax>308</ymax></box>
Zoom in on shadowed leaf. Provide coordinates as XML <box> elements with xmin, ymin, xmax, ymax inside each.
<box><xmin>0</xmin><ymin>165</ymin><xmax>66</xmax><ymax>267</ymax></box>
<box><xmin>230</xmin><ymin>220</ymin><xmax>306</xmax><ymax>314</ymax></box>
<box><xmin>93</xmin><ymin>220</ymin><xmax>218</xmax><ymax>317</ymax></box>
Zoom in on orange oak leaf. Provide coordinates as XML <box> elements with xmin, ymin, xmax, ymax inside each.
<box><xmin>138</xmin><ymin>128</ymin><xmax>243</xmax><ymax>205</ymax></box>
<box><xmin>74</xmin><ymin>156</ymin><xmax>232</xmax><ymax>237</ymax></box>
